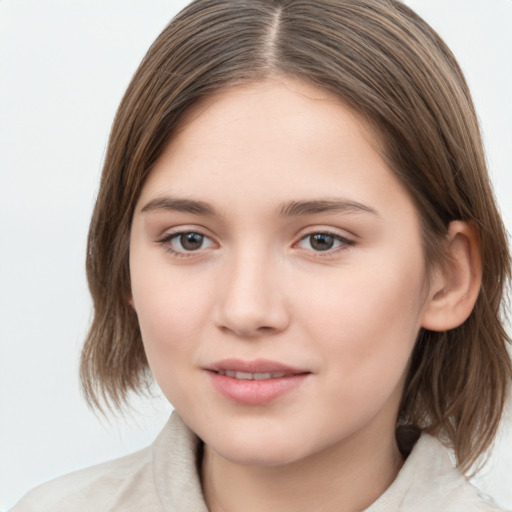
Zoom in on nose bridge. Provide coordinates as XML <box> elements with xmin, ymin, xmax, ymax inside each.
<box><xmin>215</xmin><ymin>241</ymin><xmax>288</xmax><ymax>337</ymax></box>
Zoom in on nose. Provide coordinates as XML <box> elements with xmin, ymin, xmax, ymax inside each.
<box><xmin>213</xmin><ymin>250</ymin><xmax>290</xmax><ymax>338</ymax></box>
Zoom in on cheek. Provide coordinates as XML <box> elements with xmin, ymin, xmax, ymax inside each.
<box><xmin>295</xmin><ymin>248</ymin><xmax>426</xmax><ymax>397</ymax></box>
<box><xmin>132</xmin><ymin>283</ymin><xmax>211</xmax><ymax>411</ymax></box>
<box><xmin>130</xmin><ymin>258</ymin><xmax>213</xmax><ymax>380</ymax></box>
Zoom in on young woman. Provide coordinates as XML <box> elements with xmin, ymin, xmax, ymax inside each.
<box><xmin>12</xmin><ymin>0</ymin><xmax>511</xmax><ymax>511</ymax></box>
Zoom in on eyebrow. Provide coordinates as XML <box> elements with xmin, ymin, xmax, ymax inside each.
<box><xmin>278</xmin><ymin>199</ymin><xmax>379</xmax><ymax>218</ymax></box>
<box><xmin>140</xmin><ymin>196</ymin><xmax>379</xmax><ymax>218</ymax></box>
<box><xmin>141</xmin><ymin>197</ymin><xmax>216</xmax><ymax>216</ymax></box>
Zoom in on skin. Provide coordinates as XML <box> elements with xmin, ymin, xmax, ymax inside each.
<box><xmin>129</xmin><ymin>78</ymin><xmax>476</xmax><ymax>512</ymax></box>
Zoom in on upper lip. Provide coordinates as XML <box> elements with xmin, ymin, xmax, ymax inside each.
<box><xmin>206</xmin><ymin>358</ymin><xmax>310</xmax><ymax>375</ymax></box>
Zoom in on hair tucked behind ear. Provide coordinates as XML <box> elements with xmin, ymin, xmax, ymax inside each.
<box><xmin>80</xmin><ymin>0</ymin><xmax>511</xmax><ymax>472</ymax></box>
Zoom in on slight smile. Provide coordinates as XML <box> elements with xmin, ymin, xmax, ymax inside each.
<box><xmin>205</xmin><ymin>359</ymin><xmax>311</xmax><ymax>405</ymax></box>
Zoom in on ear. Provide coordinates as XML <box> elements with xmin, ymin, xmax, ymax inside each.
<box><xmin>127</xmin><ymin>294</ymin><xmax>136</xmax><ymax>310</ymax></box>
<box><xmin>421</xmin><ymin>221</ymin><xmax>482</xmax><ymax>332</ymax></box>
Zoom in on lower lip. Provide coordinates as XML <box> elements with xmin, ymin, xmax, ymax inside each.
<box><xmin>207</xmin><ymin>371</ymin><xmax>309</xmax><ymax>405</ymax></box>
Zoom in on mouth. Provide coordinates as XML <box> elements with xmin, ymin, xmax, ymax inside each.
<box><xmin>215</xmin><ymin>370</ymin><xmax>291</xmax><ymax>380</ymax></box>
<box><xmin>205</xmin><ymin>359</ymin><xmax>311</xmax><ymax>405</ymax></box>
<box><xmin>206</xmin><ymin>358</ymin><xmax>309</xmax><ymax>379</ymax></box>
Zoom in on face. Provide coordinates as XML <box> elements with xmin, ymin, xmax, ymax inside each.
<box><xmin>129</xmin><ymin>78</ymin><xmax>432</xmax><ymax>467</ymax></box>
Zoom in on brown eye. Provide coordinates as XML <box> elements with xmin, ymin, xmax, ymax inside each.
<box><xmin>309</xmin><ymin>233</ymin><xmax>335</xmax><ymax>251</ymax></box>
<box><xmin>162</xmin><ymin>231</ymin><xmax>216</xmax><ymax>254</ymax></box>
<box><xmin>179</xmin><ymin>232</ymin><xmax>205</xmax><ymax>251</ymax></box>
<box><xmin>296</xmin><ymin>232</ymin><xmax>353</xmax><ymax>253</ymax></box>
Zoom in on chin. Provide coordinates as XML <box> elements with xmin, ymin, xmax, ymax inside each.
<box><xmin>214</xmin><ymin>438</ymin><xmax>308</xmax><ymax>467</ymax></box>
<box><xmin>199</xmin><ymin>420</ymin><xmax>331</xmax><ymax>468</ymax></box>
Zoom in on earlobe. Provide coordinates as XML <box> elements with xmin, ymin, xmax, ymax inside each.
<box><xmin>421</xmin><ymin>221</ymin><xmax>482</xmax><ymax>332</ymax></box>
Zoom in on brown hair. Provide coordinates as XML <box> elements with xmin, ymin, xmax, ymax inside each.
<box><xmin>80</xmin><ymin>0</ymin><xmax>511</xmax><ymax>472</ymax></box>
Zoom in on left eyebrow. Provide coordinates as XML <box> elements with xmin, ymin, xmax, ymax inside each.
<box><xmin>278</xmin><ymin>199</ymin><xmax>380</xmax><ymax>218</ymax></box>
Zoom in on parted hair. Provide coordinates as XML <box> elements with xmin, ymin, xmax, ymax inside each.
<box><xmin>81</xmin><ymin>0</ymin><xmax>511</xmax><ymax>472</ymax></box>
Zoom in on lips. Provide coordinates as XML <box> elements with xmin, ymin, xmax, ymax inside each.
<box><xmin>217</xmin><ymin>370</ymin><xmax>289</xmax><ymax>380</ymax></box>
<box><xmin>205</xmin><ymin>359</ymin><xmax>310</xmax><ymax>405</ymax></box>
<box><xmin>207</xmin><ymin>358</ymin><xmax>307</xmax><ymax>375</ymax></box>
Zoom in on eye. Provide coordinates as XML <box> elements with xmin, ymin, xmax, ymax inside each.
<box><xmin>161</xmin><ymin>231</ymin><xmax>216</xmax><ymax>254</ymax></box>
<box><xmin>296</xmin><ymin>232</ymin><xmax>353</xmax><ymax>252</ymax></box>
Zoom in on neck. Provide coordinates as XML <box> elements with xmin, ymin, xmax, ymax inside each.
<box><xmin>201</xmin><ymin>427</ymin><xmax>403</xmax><ymax>512</ymax></box>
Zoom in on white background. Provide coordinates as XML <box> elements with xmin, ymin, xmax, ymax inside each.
<box><xmin>1</xmin><ymin>1</ymin><xmax>511</xmax><ymax>510</ymax></box>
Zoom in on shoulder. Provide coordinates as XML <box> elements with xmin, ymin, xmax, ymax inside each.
<box><xmin>10</xmin><ymin>445</ymin><xmax>160</xmax><ymax>512</ymax></box>
<box><xmin>367</xmin><ymin>434</ymin><xmax>507</xmax><ymax>512</ymax></box>
<box><xmin>413</xmin><ymin>435</ymin><xmax>505</xmax><ymax>512</ymax></box>
<box><xmin>10</xmin><ymin>413</ymin><xmax>206</xmax><ymax>512</ymax></box>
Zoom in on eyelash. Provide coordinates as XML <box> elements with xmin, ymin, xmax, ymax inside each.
<box><xmin>294</xmin><ymin>231</ymin><xmax>355</xmax><ymax>256</ymax></box>
<box><xmin>157</xmin><ymin>230</ymin><xmax>355</xmax><ymax>258</ymax></box>
<box><xmin>158</xmin><ymin>230</ymin><xmax>217</xmax><ymax>258</ymax></box>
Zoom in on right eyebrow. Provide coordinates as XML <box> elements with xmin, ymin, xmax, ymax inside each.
<box><xmin>140</xmin><ymin>196</ymin><xmax>216</xmax><ymax>216</ymax></box>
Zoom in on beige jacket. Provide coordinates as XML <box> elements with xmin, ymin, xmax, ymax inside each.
<box><xmin>11</xmin><ymin>413</ymin><xmax>505</xmax><ymax>512</ymax></box>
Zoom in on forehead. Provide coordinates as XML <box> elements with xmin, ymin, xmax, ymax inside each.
<box><xmin>136</xmin><ymin>77</ymin><xmax>415</xmax><ymax>223</ymax></box>
<box><xmin>172</xmin><ymin>78</ymin><xmax>378</xmax><ymax>157</ymax></box>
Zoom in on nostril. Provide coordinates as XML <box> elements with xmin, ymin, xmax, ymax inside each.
<box><xmin>213</xmin><ymin>285</ymin><xmax>290</xmax><ymax>336</ymax></box>
<box><xmin>217</xmin><ymin>323</ymin><xmax>277</xmax><ymax>338</ymax></box>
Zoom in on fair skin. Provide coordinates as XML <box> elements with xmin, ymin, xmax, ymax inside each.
<box><xmin>129</xmin><ymin>78</ymin><xmax>481</xmax><ymax>512</ymax></box>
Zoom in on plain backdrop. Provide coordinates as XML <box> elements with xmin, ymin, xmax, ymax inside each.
<box><xmin>1</xmin><ymin>1</ymin><xmax>511</xmax><ymax>510</ymax></box>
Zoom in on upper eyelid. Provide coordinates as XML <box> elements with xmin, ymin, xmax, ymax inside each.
<box><xmin>160</xmin><ymin>230</ymin><xmax>216</xmax><ymax>244</ymax></box>
<box><xmin>299</xmin><ymin>229</ymin><xmax>352</xmax><ymax>238</ymax></box>
<box><xmin>294</xmin><ymin>225</ymin><xmax>357</xmax><ymax>241</ymax></box>
<box><xmin>295</xmin><ymin>232</ymin><xmax>354</xmax><ymax>247</ymax></box>
<box><xmin>157</xmin><ymin>225</ymin><xmax>216</xmax><ymax>240</ymax></box>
